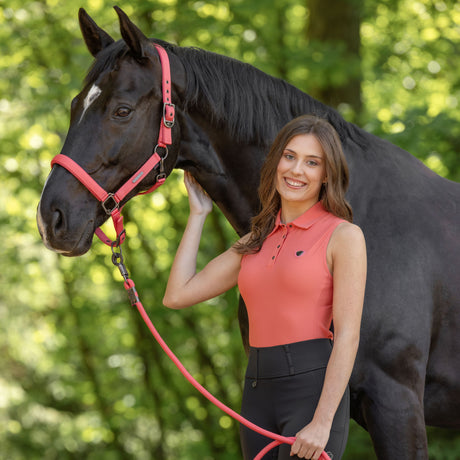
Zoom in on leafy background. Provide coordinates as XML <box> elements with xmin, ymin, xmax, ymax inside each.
<box><xmin>1</xmin><ymin>0</ymin><xmax>459</xmax><ymax>458</ymax></box>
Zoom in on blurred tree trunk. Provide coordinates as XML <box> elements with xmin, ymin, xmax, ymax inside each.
<box><xmin>306</xmin><ymin>0</ymin><xmax>362</xmax><ymax>114</ymax></box>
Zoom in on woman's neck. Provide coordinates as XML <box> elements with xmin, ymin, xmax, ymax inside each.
<box><xmin>280</xmin><ymin>199</ymin><xmax>320</xmax><ymax>224</ymax></box>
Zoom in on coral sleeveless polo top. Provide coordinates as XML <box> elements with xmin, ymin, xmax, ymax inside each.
<box><xmin>238</xmin><ymin>202</ymin><xmax>346</xmax><ymax>348</ymax></box>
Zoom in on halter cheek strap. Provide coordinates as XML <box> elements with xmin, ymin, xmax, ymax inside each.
<box><xmin>50</xmin><ymin>44</ymin><xmax>175</xmax><ymax>247</ymax></box>
<box><xmin>156</xmin><ymin>44</ymin><xmax>175</xmax><ymax>147</ymax></box>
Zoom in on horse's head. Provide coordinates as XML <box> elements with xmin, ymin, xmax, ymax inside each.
<box><xmin>37</xmin><ymin>7</ymin><xmax>185</xmax><ymax>256</ymax></box>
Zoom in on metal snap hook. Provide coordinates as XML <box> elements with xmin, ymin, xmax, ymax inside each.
<box><xmin>154</xmin><ymin>144</ymin><xmax>169</xmax><ymax>161</ymax></box>
<box><xmin>154</xmin><ymin>145</ymin><xmax>169</xmax><ymax>181</ymax></box>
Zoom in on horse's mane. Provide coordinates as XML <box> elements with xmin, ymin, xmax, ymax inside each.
<box><xmin>84</xmin><ymin>39</ymin><xmax>367</xmax><ymax>148</ymax></box>
<box><xmin>169</xmin><ymin>43</ymin><xmax>367</xmax><ymax>148</ymax></box>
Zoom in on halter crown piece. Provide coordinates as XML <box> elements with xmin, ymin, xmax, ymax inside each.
<box><xmin>50</xmin><ymin>44</ymin><xmax>175</xmax><ymax>247</ymax></box>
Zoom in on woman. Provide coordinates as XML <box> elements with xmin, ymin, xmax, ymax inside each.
<box><xmin>163</xmin><ymin>115</ymin><xmax>367</xmax><ymax>460</ymax></box>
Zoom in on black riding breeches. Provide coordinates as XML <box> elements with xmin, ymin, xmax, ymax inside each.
<box><xmin>240</xmin><ymin>339</ymin><xmax>349</xmax><ymax>460</ymax></box>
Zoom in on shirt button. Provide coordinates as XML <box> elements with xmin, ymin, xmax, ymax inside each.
<box><xmin>272</xmin><ymin>256</ymin><xmax>275</xmax><ymax>260</ymax></box>
<box><xmin>277</xmin><ymin>245</ymin><xmax>280</xmax><ymax>248</ymax></box>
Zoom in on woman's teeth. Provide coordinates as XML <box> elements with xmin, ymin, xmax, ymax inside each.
<box><xmin>285</xmin><ymin>178</ymin><xmax>306</xmax><ymax>187</ymax></box>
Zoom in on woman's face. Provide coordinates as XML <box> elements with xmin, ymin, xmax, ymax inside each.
<box><xmin>275</xmin><ymin>133</ymin><xmax>327</xmax><ymax>216</ymax></box>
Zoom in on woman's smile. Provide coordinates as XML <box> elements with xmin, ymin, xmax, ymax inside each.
<box><xmin>284</xmin><ymin>177</ymin><xmax>307</xmax><ymax>188</ymax></box>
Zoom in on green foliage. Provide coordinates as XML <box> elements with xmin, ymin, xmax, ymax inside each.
<box><xmin>1</xmin><ymin>0</ymin><xmax>459</xmax><ymax>458</ymax></box>
<box><xmin>360</xmin><ymin>0</ymin><xmax>460</xmax><ymax>181</ymax></box>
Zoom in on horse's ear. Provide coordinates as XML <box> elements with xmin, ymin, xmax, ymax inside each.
<box><xmin>114</xmin><ymin>6</ymin><xmax>151</xmax><ymax>60</ymax></box>
<box><xmin>79</xmin><ymin>8</ymin><xmax>115</xmax><ymax>57</ymax></box>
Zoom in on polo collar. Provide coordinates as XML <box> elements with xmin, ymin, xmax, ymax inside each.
<box><xmin>269</xmin><ymin>201</ymin><xmax>328</xmax><ymax>237</ymax></box>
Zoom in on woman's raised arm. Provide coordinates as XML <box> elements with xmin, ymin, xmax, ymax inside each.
<box><xmin>163</xmin><ymin>172</ymin><xmax>243</xmax><ymax>309</ymax></box>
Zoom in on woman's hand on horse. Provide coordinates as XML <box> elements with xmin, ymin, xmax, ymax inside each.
<box><xmin>290</xmin><ymin>420</ymin><xmax>330</xmax><ymax>459</ymax></box>
<box><xmin>184</xmin><ymin>171</ymin><xmax>213</xmax><ymax>216</ymax></box>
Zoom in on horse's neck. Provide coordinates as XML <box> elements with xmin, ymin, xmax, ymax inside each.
<box><xmin>173</xmin><ymin>46</ymin><xmax>375</xmax><ymax>234</ymax></box>
<box><xmin>176</xmin><ymin>113</ymin><xmax>257</xmax><ymax>235</ymax></box>
<box><xmin>173</xmin><ymin>49</ymin><xmax>296</xmax><ymax>234</ymax></box>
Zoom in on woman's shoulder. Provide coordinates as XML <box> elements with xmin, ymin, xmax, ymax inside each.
<box><xmin>329</xmin><ymin>221</ymin><xmax>366</xmax><ymax>254</ymax></box>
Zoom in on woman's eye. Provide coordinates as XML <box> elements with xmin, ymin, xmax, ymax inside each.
<box><xmin>284</xmin><ymin>153</ymin><xmax>294</xmax><ymax>160</ymax></box>
<box><xmin>307</xmin><ymin>160</ymin><xmax>318</xmax><ymax>166</ymax></box>
<box><xmin>114</xmin><ymin>106</ymin><xmax>132</xmax><ymax>118</ymax></box>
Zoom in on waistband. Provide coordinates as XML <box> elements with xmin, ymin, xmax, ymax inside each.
<box><xmin>245</xmin><ymin>338</ymin><xmax>332</xmax><ymax>379</ymax></box>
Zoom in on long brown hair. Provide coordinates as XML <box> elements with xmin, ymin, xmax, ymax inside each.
<box><xmin>236</xmin><ymin>114</ymin><xmax>352</xmax><ymax>254</ymax></box>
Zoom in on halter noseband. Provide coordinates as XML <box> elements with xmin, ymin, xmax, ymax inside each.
<box><xmin>50</xmin><ymin>44</ymin><xmax>175</xmax><ymax>247</ymax></box>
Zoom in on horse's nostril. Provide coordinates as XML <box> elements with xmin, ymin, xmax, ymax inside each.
<box><xmin>51</xmin><ymin>208</ymin><xmax>64</xmax><ymax>234</ymax></box>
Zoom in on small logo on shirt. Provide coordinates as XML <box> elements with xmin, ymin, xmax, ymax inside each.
<box><xmin>295</xmin><ymin>250</ymin><xmax>304</xmax><ymax>257</ymax></box>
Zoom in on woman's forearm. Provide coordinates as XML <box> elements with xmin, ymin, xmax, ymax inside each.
<box><xmin>312</xmin><ymin>331</ymin><xmax>359</xmax><ymax>427</ymax></box>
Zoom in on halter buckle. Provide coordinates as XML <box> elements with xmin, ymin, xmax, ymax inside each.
<box><xmin>102</xmin><ymin>193</ymin><xmax>119</xmax><ymax>215</ymax></box>
<box><xmin>163</xmin><ymin>102</ymin><xmax>175</xmax><ymax>128</ymax></box>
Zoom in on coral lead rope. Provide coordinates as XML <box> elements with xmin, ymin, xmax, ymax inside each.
<box><xmin>111</xmin><ymin>243</ymin><xmax>331</xmax><ymax>460</ymax></box>
<box><xmin>50</xmin><ymin>43</ymin><xmax>330</xmax><ymax>460</ymax></box>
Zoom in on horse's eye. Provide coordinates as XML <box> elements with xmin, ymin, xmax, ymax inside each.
<box><xmin>114</xmin><ymin>106</ymin><xmax>132</xmax><ymax>118</ymax></box>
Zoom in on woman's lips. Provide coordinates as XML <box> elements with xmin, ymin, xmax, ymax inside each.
<box><xmin>284</xmin><ymin>177</ymin><xmax>306</xmax><ymax>188</ymax></box>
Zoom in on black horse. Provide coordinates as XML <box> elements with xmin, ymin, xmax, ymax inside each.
<box><xmin>37</xmin><ymin>8</ymin><xmax>460</xmax><ymax>459</ymax></box>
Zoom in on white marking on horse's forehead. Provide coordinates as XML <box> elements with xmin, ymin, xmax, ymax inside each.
<box><xmin>79</xmin><ymin>84</ymin><xmax>102</xmax><ymax>124</ymax></box>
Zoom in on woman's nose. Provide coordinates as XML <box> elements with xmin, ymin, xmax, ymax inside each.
<box><xmin>291</xmin><ymin>160</ymin><xmax>303</xmax><ymax>175</ymax></box>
